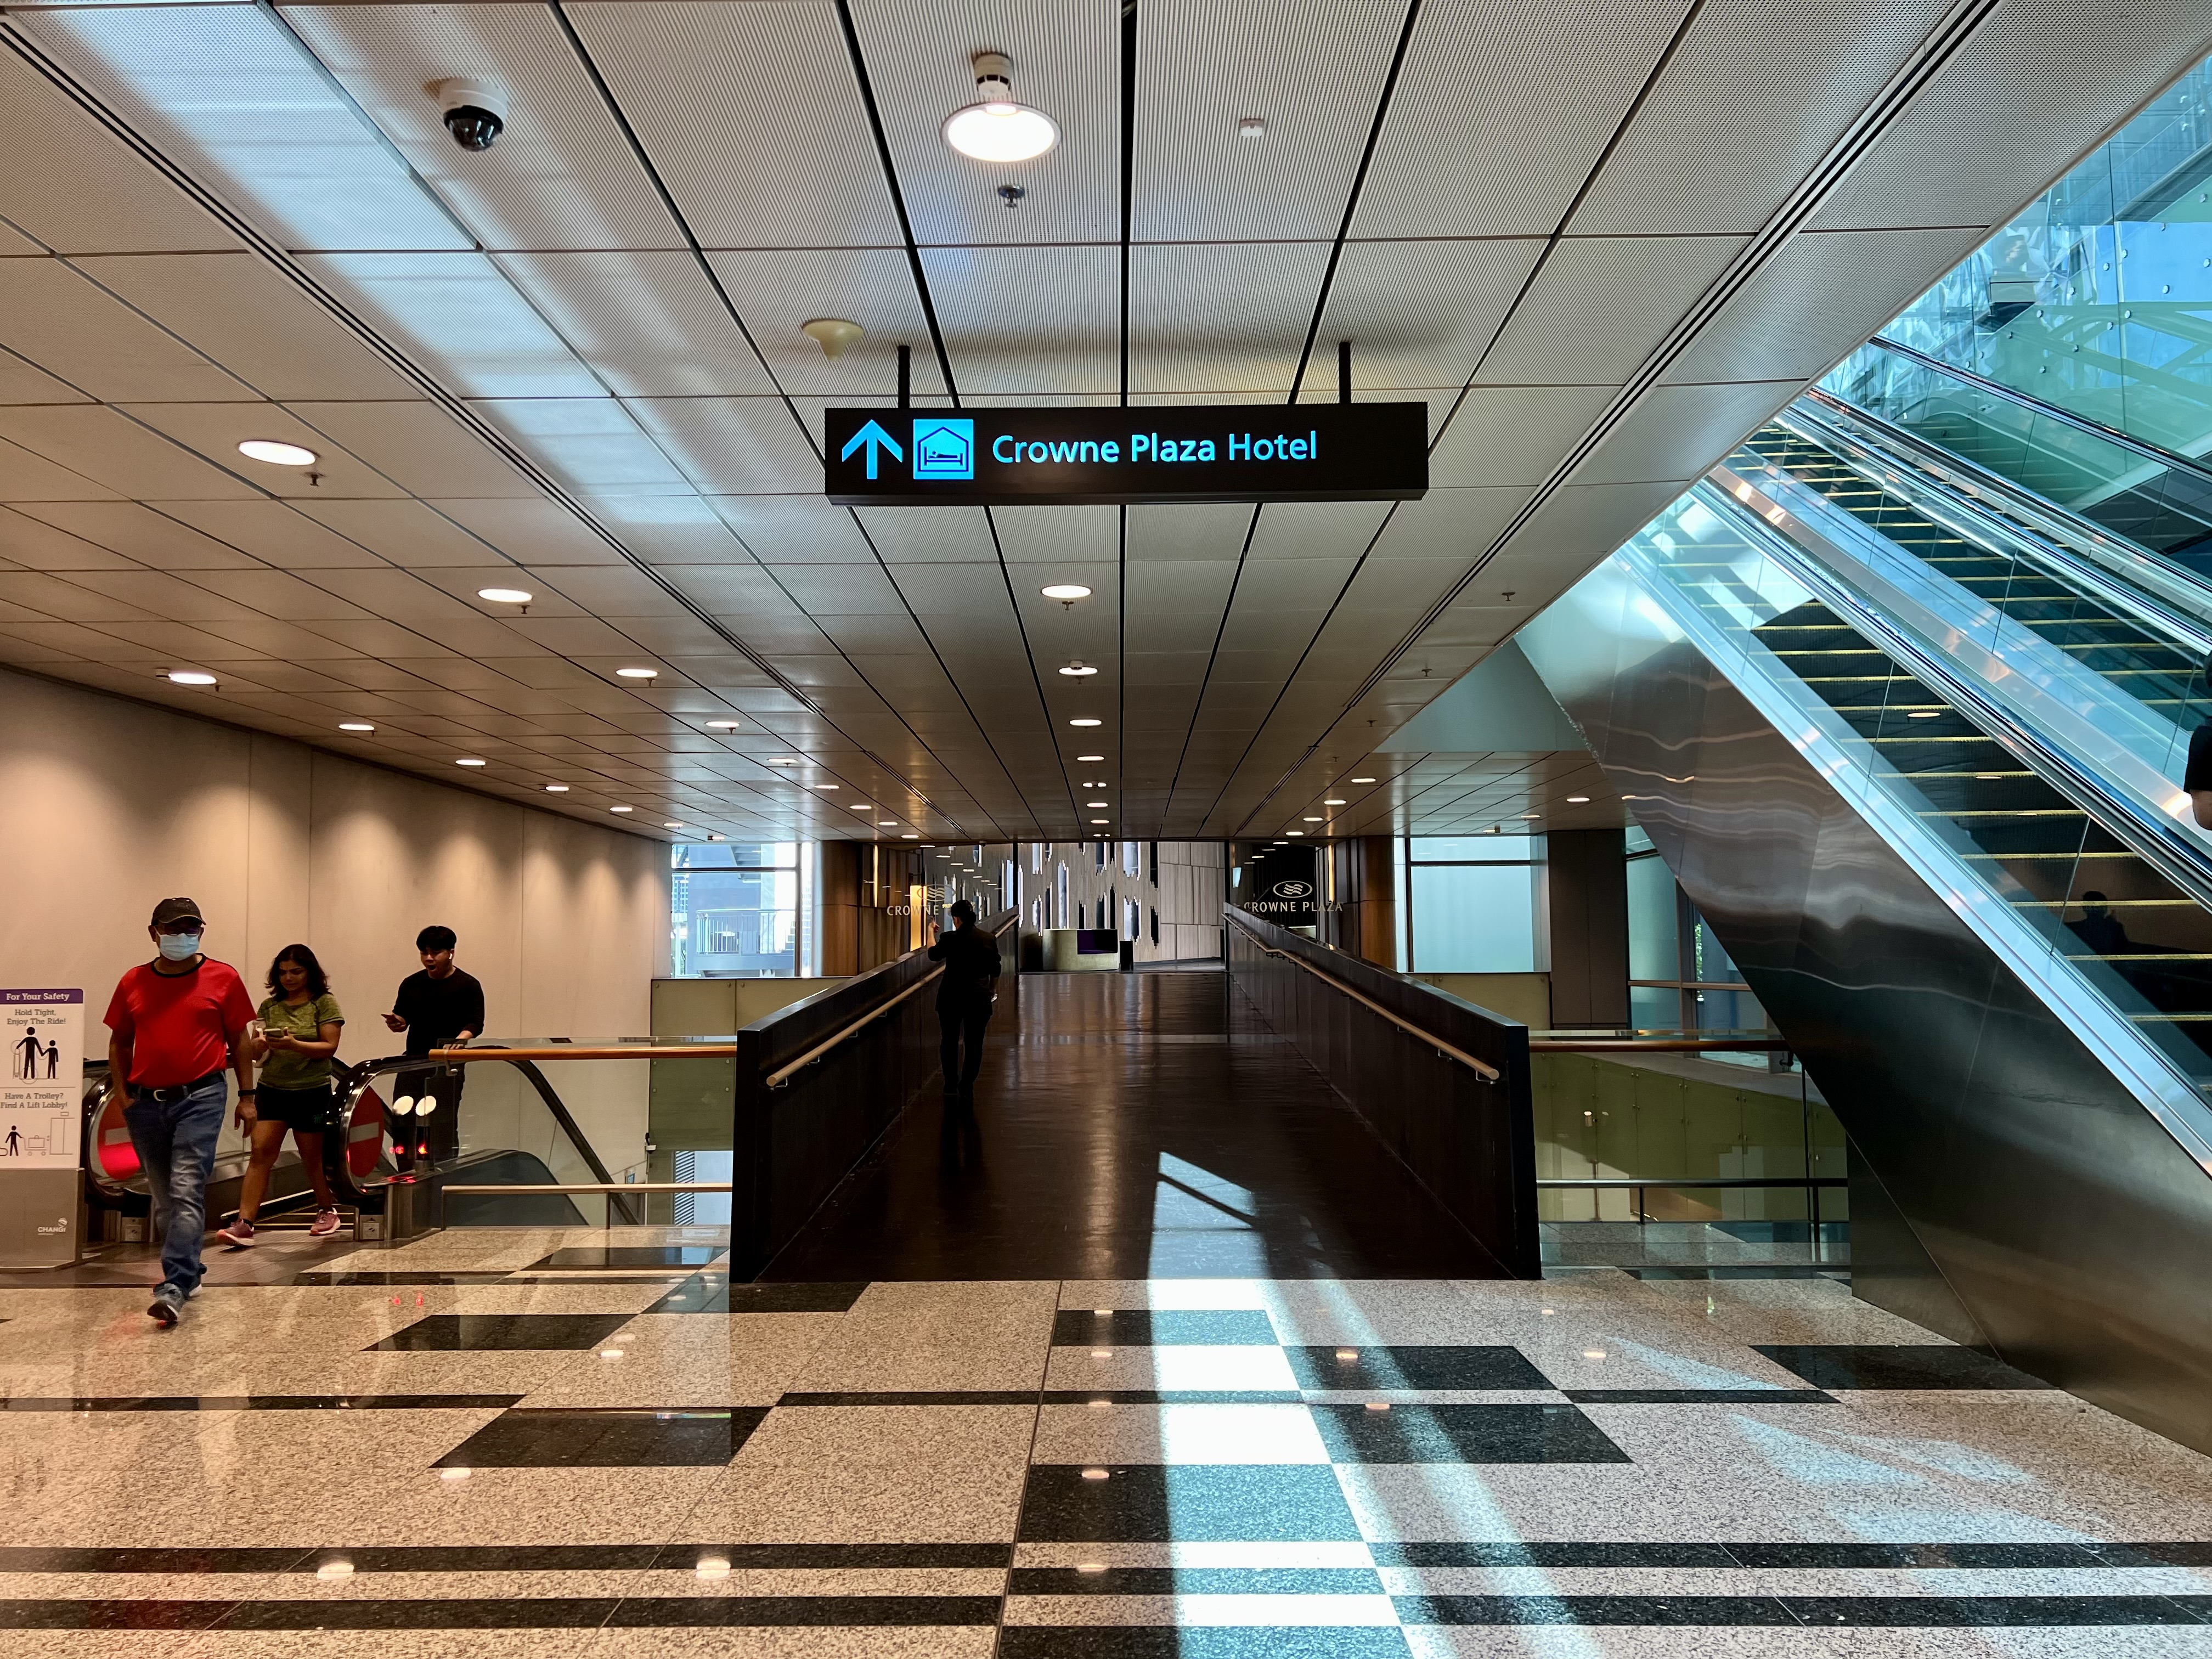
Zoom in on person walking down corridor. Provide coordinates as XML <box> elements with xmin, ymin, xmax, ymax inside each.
<box><xmin>218</xmin><ymin>945</ymin><xmax>345</xmax><ymax>1248</ymax></box>
<box><xmin>928</xmin><ymin>900</ymin><xmax>1000</xmax><ymax>1099</ymax></box>
<box><xmin>104</xmin><ymin>898</ymin><xmax>257</xmax><ymax>1325</ymax></box>
<box><xmin>383</xmin><ymin>927</ymin><xmax>482</xmax><ymax>1165</ymax></box>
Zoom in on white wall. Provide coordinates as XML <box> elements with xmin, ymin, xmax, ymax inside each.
<box><xmin>0</xmin><ymin>668</ymin><xmax>669</xmax><ymax>1168</ymax></box>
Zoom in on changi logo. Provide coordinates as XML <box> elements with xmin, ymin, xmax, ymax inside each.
<box><xmin>912</xmin><ymin>417</ymin><xmax>975</xmax><ymax>481</ymax></box>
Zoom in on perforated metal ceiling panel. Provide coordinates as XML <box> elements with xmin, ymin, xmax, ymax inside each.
<box><xmin>0</xmin><ymin>0</ymin><xmax>2203</xmax><ymax>841</ymax></box>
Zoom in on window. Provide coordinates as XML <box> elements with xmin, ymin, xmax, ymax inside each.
<box><xmin>671</xmin><ymin>843</ymin><xmax>800</xmax><ymax>977</ymax></box>
<box><xmin>1056</xmin><ymin>863</ymin><xmax>1069</xmax><ymax>928</ymax></box>
<box><xmin>1624</xmin><ymin>819</ymin><xmax>1766</xmax><ymax>1041</ymax></box>
<box><xmin>1122</xmin><ymin>840</ymin><xmax>1141</xmax><ymax>877</ymax></box>
<box><xmin>1405</xmin><ymin>836</ymin><xmax>1544</xmax><ymax>973</ymax></box>
<box><xmin>1030</xmin><ymin>842</ymin><xmax>1046</xmax><ymax>873</ymax></box>
<box><xmin>1093</xmin><ymin>840</ymin><xmax>1108</xmax><ymax>871</ymax></box>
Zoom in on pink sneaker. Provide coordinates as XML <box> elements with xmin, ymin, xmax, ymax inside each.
<box><xmin>216</xmin><ymin>1217</ymin><xmax>255</xmax><ymax>1248</ymax></box>
<box><xmin>308</xmin><ymin>1208</ymin><xmax>343</xmax><ymax>1239</ymax></box>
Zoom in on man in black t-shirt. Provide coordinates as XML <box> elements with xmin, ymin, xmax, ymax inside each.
<box><xmin>383</xmin><ymin>925</ymin><xmax>484</xmax><ymax>1164</ymax></box>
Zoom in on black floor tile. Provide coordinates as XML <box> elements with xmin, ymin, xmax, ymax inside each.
<box><xmin>1010</xmin><ymin>1566</ymin><xmax>1386</xmax><ymax>1595</ymax></box>
<box><xmin>1309</xmin><ymin>1402</ymin><xmax>1631</xmax><ymax>1464</ymax></box>
<box><xmin>529</xmin><ymin>1246</ymin><xmax>728</xmax><ymax>1269</ymax></box>
<box><xmin>1397</xmin><ymin>1595</ymin><xmax>1795</xmax><ymax>1625</ymax></box>
<box><xmin>307</xmin><ymin>1546</ymin><xmax>665</xmax><ymax>1573</ymax></box>
<box><xmin>1729</xmin><ymin>1543</ymin><xmax>2102</xmax><ymax>1570</ymax></box>
<box><xmin>2096</xmin><ymin>1544</ymin><xmax>2212</xmax><ymax>1567</ymax></box>
<box><xmin>647</xmin><ymin>1280</ymin><xmax>867</xmax><ymax>1314</ymax></box>
<box><xmin>1050</xmin><ymin>1310</ymin><xmax>1279</xmax><ymax>1346</ymax></box>
<box><xmin>649</xmin><ymin>1545</ymin><xmax>1013</xmax><ymax>1570</ymax></box>
<box><xmin>1284</xmin><ymin>1345</ymin><xmax>1551</xmax><ymax>1391</ymax></box>
<box><xmin>219</xmin><ymin>1599</ymin><xmax>619</xmax><ymax>1629</ymax></box>
<box><xmin>1753</xmin><ymin>1344</ymin><xmax>2053</xmax><ymax>1390</ymax></box>
<box><xmin>0</xmin><ymin>1549</ymin><xmax>307</xmax><ymax>1575</ymax></box>
<box><xmin>0</xmin><ymin>1602</ymin><xmax>234</xmax><ymax>1630</ymax></box>
<box><xmin>368</xmin><ymin>1314</ymin><xmax>634</xmax><ymax>1351</ymax></box>
<box><xmin>1001</xmin><ymin>1629</ymin><xmax>1412</xmax><ymax>1659</ymax></box>
<box><xmin>1564</xmin><ymin>1389</ymin><xmax>1837</xmax><ymax>1405</ymax></box>
<box><xmin>436</xmin><ymin>1408</ymin><xmax>768</xmax><ymax>1468</ymax></box>
<box><xmin>1017</xmin><ymin>1463</ymin><xmax>1362</xmax><ymax>1541</ymax></box>
<box><xmin>1370</xmin><ymin>1543</ymin><xmax>1739</xmax><ymax>1568</ymax></box>
<box><xmin>602</xmin><ymin>1596</ymin><xmax>1002</xmax><ymax>1626</ymax></box>
<box><xmin>1786</xmin><ymin>1596</ymin><xmax>2200</xmax><ymax>1626</ymax></box>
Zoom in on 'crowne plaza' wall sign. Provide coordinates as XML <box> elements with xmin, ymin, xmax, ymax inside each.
<box><xmin>823</xmin><ymin>402</ymin><xmax>1427</xmax><ymax>507</ymax></box>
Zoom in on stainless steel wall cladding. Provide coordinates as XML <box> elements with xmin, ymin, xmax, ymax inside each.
<box><xmin>1522</xmin><ymin>562</ymin><xmax>2212</xmax><ymax>1455</ymax></box>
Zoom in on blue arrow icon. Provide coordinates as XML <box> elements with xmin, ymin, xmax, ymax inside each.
<box><xmin>840</xmin><ymin>419</ymin><xmax>904</xmax><ymax>480</ymax></box>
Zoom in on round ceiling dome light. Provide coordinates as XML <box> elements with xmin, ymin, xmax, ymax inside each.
<box><xmin>238</xmin><ymin>439</ymin><xmax>317</xmax><ymax>467</ymax></box>
<box><xmin>338</xmin><ymin>721</ymin><xmax>375</xmax><ymax>733</ymax></box>
<box><xmin>943</xmin><ymin>52</ymin><xmax>1059</xmax><ymax>163</ymax></box>
<box><xmin>616</xmin><ymin>667</ymin><xmax>658</xmax><ymax>679</ymax></box>
<box><xmin>1042</xmin><ymin>583</ymin><xmax>1092</xmax><ymax>603</ymax></box>
<box><xmin>166</xmin><ymin>669</ymin><xmax>217</xmax><ymax>686</ymax></box>
<box><xmin>478</xmin><ymin>587</ymin><xmax>533</xmax><ymax>605</ymax></box>
<box><xmin>1059</xmin><ymin>661</ymin><xmax>1097</xmax><ymax>676</ymax></box>
<box><xmin>1069</xmin><ymin>717</ymin><xmax>1102</xmax><ymax>728</ymax></box>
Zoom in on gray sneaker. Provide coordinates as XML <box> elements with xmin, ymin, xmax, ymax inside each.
<box><xmin>146</xmin><ymin>1286</ymin><xmax>183</xmax><ymax>1327</ymax></box>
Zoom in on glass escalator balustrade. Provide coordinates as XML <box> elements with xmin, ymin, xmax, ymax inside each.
<box><xmin>1734</xmin><ymin>422</ymin><xmax>2212</xmax><ymax>743</ymax></box>
<box><xmin>1627</xmin><ymin>495</ymin><xmax>2212</xmax><ymax>1094</ymax></box>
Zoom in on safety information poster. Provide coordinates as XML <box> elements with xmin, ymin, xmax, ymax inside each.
<box><xmin>1</xmin><ymin>989</ymin><xmax>82</xmax><ymax>1169</ymax></box>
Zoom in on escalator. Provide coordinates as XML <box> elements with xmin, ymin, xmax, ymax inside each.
<box><xmin>82</xmin><ymin>1046</ymin><xmax>639</xmax><ymax>1242</ymax></box>
<box><xmin>1516</xmin><ymin>402</ymin><xmax>2212</xmax><ymax>1452</ymax></box>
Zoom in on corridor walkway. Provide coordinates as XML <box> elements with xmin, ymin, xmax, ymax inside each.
<box><xmin>765</xmin><ymin>969</ymin><xmax>1505</xmax><ymax>1282</ymax></box>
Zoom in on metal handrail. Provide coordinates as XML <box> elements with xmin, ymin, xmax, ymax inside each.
<box><xmin>1863</xmin><ymin>336</ymin><xmax>2212</xmax><ymax>489</ymax></box>
<box><xmin>764</xmin><ymin>967</ymin><xmax>943</xmax><ymax>1088</ymax></box>
<box><xmin>430</xmin><ymin>1045</ymin><xmax>736</xmax><ymax>1060</ymax></box>
<box><xmin>1228</xmin><ymin>915</ymin><xmax>1502</xmax><ymax>1082</ymax></box>
<box><xmin>1532</xmin><ymin>1038</ymin><xmax>1790</xmax><ymax>1053</ymax></box>
<box><xmin>1539</xmin><ymin>1177</ymin><xmax>1846</xmax><ymax>1189</ymax></box>
<box><xmin>441</xmin><ymin>1182</ymin><xmax>735</xmax><ymax>1194</ymax></box>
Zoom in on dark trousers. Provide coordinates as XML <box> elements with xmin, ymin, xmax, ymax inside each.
<box><xmin>938</xmin><ymin>1002</ymin><xmax>991</xmax><ymax>1091</ymax></box>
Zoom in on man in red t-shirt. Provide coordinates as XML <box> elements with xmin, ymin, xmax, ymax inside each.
<box><xmin>104</xmin><ymin>897</ymin><xmax>257</xmax><ymax>1324</ymax></box>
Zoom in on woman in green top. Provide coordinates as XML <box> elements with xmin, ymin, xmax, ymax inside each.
<box><xmin>218</xmin><ymin>944</ymin><xmax>345</xmax><ymax>1246</ymax></box>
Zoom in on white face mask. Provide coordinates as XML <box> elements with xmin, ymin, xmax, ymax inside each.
<box><xmin>156</xmin><ymin>933</ymin><xmax>202</xmax><ymax>962</ymax></box>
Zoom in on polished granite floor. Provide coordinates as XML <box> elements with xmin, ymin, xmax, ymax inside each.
<box><xmin>7</xmin><ymin>1229</ymin><xmax>2212</xmax><ymax>1655</ymax></box>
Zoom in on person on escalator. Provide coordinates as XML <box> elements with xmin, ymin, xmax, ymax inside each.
<box><xmin>928</xmin><ymin>900</ymin><xmax>1000</xmax><ymax>1100</ymax></box>
<box><xmin>383</xmin><ymin>926</ymin><xmax>483</xmax><ymax>1166</ymax></box>
<box><xmin>217</xmin><ymin>945</ymin><xmax>345</xmax><ymax>1248</ymax></box>
<box><xmin>2069</xmin><ymin>891</ymin><xmax>2130</xmax><ymax>957</ymax></box>
<box><xmin>2183</xmin><ymin>654</ymin><xmax>2212</xmax><ymax>829</ymax></box>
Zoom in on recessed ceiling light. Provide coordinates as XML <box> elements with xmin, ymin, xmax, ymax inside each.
<box><xmin>1239</xmin><ymin>116</ymin><xmax>1267</xmax><ymax>138</ymax></box>
<box><xmin>1091</xmin><ymin>819</ymin><xmax>1109</xmax><ymax>825</ymax></box>
<box><xmin>1059</xmin><ymin>662</ymin><xmax>1098</xmax><ymax>676</ymax></box>
<box><xmin>1567</xmin><ymin>795</ymin><xmax>1590</xmax><ymax>803</ymax></box>
<box><xmin>851</xmin><ymin>803</ymin><xmax>873</xmax><ymax>811</ymax></box>
<box><xmin>1070</xmin><ymin>718</ymin><xmax>1102</xmax><ymax>727</ymax></box>
<box><xmin>1521</xmin><ymin>812</ymin><xmax>1540</xmax><ymax>819</ymax></box>
<box><xmin>704</xmin><ymin>719</ymin><xmax>742</xmax><ymax>730</ymax></box>
<box><xmin>1286</xmin><ymin>829</ymin><xmax>1305</xmax><ymax>836</ymax></box>
<box><xmin>944</xmin><ymin>52</ymin><xmax>1059</xmax><ymax>162</ymax></box>
<box><xmin>815</xmin><ymin>783</ymin><xmax>838</xmax><ymax>790</ymax></box>
<box><xmin>1042</xmin><ymin>583</ymin><xmax>1092</xmax><ymax>601</ymax></box>
<box><xmin>166</xmin><ymin>670</ymin><xmax>217</xmax><ymax>686</ymax></box>
<box><xmin>1077</xmin><ymin>753</ymin><xmax>1105</xmax><ymax>762</ymax></box>
<box><xmin>708</xmin><ymin>833</ymin><xmax>726</xmax><ymax>842</ymax></box>
<box><xmin>879</xmin><ymin>820</ymin><xmax>898</xmax><ymax>826</ymax></box>
<box><xmin>477</xmin><ymin>587</ymin><xmax>533</xmax><ymax>605</ymax></box>
<box><xmin>238</xmin><ymin>438</ymin><xmax>317</xmax><ymax>467</ymax></box>
<box><xmin>664</xmin><ymin>821</ymin><xmax>684</xmax><ymax>829</ymax></box>
<box><xmin>902</xmin><ymin>833</ymin><xmax>920</xmax><ymax>839</ymax></box>
<box><xmin>1351</xmin><ymin>776</ymin><xmax>1376</xmax><ymax>783</ymax></box>
<box><xmin>455</xmin><ymin>757</ymin><xmax>486</xmax><ymax>767</ymax></box>
<box><xmin>1907</xmin><ymin>709</ymin><xmax>1942</xmax><ymax>719</ymax></box>
<box><xmin>1303</xmin><ymin>816</ymin><xmax>1323</xmax><ymax>822</ymax></box>
<box><xmin>1323</xmin><ymin>798</ymin><xmax>1345</xmax><ymax>805</ymax></box>
<box><xmin>616</xmin><ymin>667</ymin><xmax>658</xmax><ymax>679</ymax></box>
<box><xmin>1087</xmin><ymin>800</ymin><xmax>1108</xmax><ymax>808</ymax></box>
<box><xmin>610</xmin><ymin>805</ymin><xmax>633</xmax><ymax>814</ymax></box>
<box><xmin>768</xmin><ymin>758</ymin><xmax>798</xmax><ymax>765</ymax></box>
<box><xmin>338</xmin><ymin>721</ymin><xmax>375</xmax><ymax>733</ymax></box>
<box><xmin>544</xmin><ymin>784</ymin><xmax>569</xmax><ymax>793</ymax></box>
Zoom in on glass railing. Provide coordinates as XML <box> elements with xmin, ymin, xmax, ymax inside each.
<box><xmin>1822</xmin><ymin>340</ymin><xmax>2212</xmax><ymax>572</ymax></box>
<box><xmin>1617</xmin><ymin>488</ymin><xmax>2212</xmax><ymax>1113</ymax></box>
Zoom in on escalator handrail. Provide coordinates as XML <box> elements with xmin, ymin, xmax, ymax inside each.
<box><xmin>1792</xmin><ymin>392</ymin><xmax>2212</xmax><ymax>647</ymax></box>
<box><xmin>1702</xmin><ymin>470</ymin><xmax>2212</xmax><ymax>930</ymax></box>
<box><xmin>1862</xmin><ymin>336</ymin><xmax>2212</xmax><ymax>491</ymax></box>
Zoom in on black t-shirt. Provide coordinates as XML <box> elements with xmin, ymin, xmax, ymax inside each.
<box><xmin>927</xmin><ymin>925</ymin><xmax>1001</xmax><ymax>1011</ymax></box>
<box><xmin>393</xmin><ymin>968</ymin><xmax>486</xmax><ymax>1057</ymax></box>
<box><xmin>2186</xmin><ymin>724</ymin><xmax>2212</xmax><ymax>793</ymax></box>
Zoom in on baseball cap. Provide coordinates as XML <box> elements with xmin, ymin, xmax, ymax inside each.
<box><xmin>150</xmin><ymin>897</ymin><xmax>205</xmax><ymax>930</ymax></box>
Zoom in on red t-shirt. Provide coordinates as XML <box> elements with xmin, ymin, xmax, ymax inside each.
<box><xmin>104</xmin><ymin>960</ymin><xmax>256</xmax><ymax>1087</ymax></box>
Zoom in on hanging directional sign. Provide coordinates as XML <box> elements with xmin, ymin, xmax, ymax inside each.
<box><xmin>824</xmin><ymin>402</ymin><xmax>1427</xmax><ymax>506</ymax></box>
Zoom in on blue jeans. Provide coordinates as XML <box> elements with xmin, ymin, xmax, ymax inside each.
<box><xmin>125</xmin><ymin>1077</ymin><xmax>227</xmax><ymax>1297</ymax></box>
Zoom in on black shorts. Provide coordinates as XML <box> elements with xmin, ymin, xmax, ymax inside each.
<box><xmin>256</xmin><ymin>1083</ymin><xmax>335</xmax><ymax>1131</ymax></box>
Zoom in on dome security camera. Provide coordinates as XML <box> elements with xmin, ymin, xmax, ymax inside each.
<box><xmin>433</xmin><ymin>78</ymin><xmax>505</xmax><ymax>151</ymax></box>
